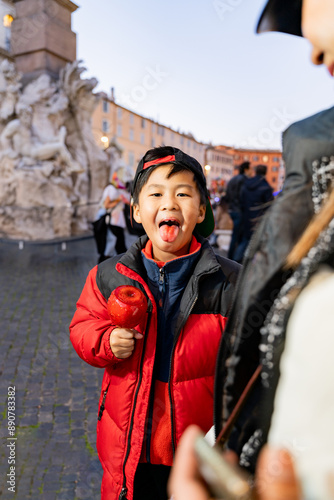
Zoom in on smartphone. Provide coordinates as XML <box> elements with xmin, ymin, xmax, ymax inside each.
<box><xmin>194</xmin><ymin>435</ymin><xmax>253</xmax><ymax>500</ymax></box>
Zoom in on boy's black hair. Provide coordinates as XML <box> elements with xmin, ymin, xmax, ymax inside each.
<box><xmin>131</xmin><ymin>146</ymin><xmax>215</xmax><ymax>238</ymax></box>
<box><xmin>132</xmin><ymin>146</ymin><xmax>206</xmax><ymax>206</ymax></box>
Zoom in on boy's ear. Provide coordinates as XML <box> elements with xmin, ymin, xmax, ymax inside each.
<box><xmin>197</xmin><ymin>204</ymin><xmax>206</xmax><ymax>224</ymax></box>
<box><xmin>132</xmin><ymin>204</ymin><xmax>142</xmax><ymax>224</ymax></box>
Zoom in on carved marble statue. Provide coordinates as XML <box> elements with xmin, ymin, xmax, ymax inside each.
<box><xmin>0</xmin><ymin>59</ymin><xmax>21</xmax><ymax>121</ymax></box>
<box><xmin>1</xmin><ymin>103</ymin><xmax>82</xmax><ymax>174</ymax></box>
<box><xmin>0</xmin><ymin>60</ymin><xmax>111</xmax><ymax>240</ymax></box>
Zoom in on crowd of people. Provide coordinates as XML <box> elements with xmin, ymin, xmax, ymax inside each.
<box><xmin>70</xmin><ymin>0</ymin><xmax>334</xmax><ymax>499</ymax></box>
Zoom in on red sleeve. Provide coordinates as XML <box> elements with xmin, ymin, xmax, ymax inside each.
<box><xmin>69</xmin><ymin>266</ymin><xmax>123</xmax><ymax>368</ymax></box>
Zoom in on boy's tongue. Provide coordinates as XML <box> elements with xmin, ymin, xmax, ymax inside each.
<box><xmin>159</xmin><ymin>223</ymin><xmax>180</xmax><ymax>242</ymax></box>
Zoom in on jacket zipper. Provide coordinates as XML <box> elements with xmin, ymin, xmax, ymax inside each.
<box><xmin>168</xmin><ymin>289</ymin><xmax>199</xmax><ymax>455</ymax></box>
<box><xmin>119</xmin><ymin>487</ymin><xmax>128</xmax><ymax>500</ymax></box>
<box><xmin>145</xmin><ymin>382</ymin><xmax>155</xmax><ymax>463</ymax></box>
<box><xmin>168</xmin><ymin>264</ymin><xmax>220</xmax><ymax>453</ymax></box>
<box><xmin>158</xmin><ymin>267</ymin><xmax>165</xmax><ymax>297</ymax></box>
<box><xmin>144</xmin><ymin>267</ymin><xmax>165</xmax><ymax>461</ymax></box>
<box><xmin>98</xmin><ymin>384</ymin><xmax>110</xmax><ymax>421</ymax></box>
<box><xmin>119</xmin><ymin>304</ymin><xmax>152</xmax><ymax>500</ymax></box>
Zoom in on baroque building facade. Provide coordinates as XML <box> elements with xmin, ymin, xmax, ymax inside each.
<box><xmin>216</xmin><ymin>144</ymin><xmax>283</xmax><ymax>192</ymax></box>
<box><xmin>92</xmin><ymin>89</ymin><xmax>208</xmax><ymax>171</ymax></box>
<box><xmin>92</xmin><ymin>92</ymin><xmax>283</xmax><ymax>192</ymax></box>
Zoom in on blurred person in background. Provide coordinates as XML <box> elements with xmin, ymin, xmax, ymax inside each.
<box><xmin>234</xmin><ymin>164</ymin><xmax>274</xmax><ymax>262</ymax></box>
<box><xmin>94</xmin><ymin>167</ymin><xmax>129</xmax><ymax>263</ymax></box>
<box><xmin>225</xmin><ymin>161</ymin><xmax>252</xmax><ymax>260</ymax></box>
<box><xmin>215</xmin><ymin>195</ymin><xmax>233</xmax><ymax>232</ymax></box>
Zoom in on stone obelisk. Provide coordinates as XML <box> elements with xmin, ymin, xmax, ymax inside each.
<box><xmin>11</xmin><ymin>0</ymin><xmax>78</xmax><ymax>84</ymax></box>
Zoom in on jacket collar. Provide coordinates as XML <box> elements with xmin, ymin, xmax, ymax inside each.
<box><xmin>141</xmin><ymin>236</ymin><xmax>201</xmax><ymax>267</ymax></box>
<box><xmin>118</xmin><ymin>233</ymin><xmax>221</xmax><ymax>279</ymax></box>
<box><xmin>141</xmin><ymin>237</ymin><xmax>201</xmax><ymax>293</ymax></box>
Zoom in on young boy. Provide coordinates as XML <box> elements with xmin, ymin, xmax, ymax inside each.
<box><xmin>69</xmin><ymin>146</ymin><xmax>240</xmax><ymax>500</ymax></box>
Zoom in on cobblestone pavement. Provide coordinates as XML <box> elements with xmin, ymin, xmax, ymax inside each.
<box><xmin>0</xmin><ymin>237</ymin><xmax>104</xmax><ymax>500</ymax></box>
<box><xmin>0</xmin><ymin>234</ymin><xmax>228</xmax><ymax>500</ymax></box>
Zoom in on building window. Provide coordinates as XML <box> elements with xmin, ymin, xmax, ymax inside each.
<box><xmin>151</xmin><ymin>137</ymin><xmax>155</xmax><ymax>147</ymax></box>
<box><xmin>140</xmin><ymin>133</ymin><xmax>145</xmax><ymax>145</ymax></box>
<box><xmin>141</xmin><ymin>118</ymin><xmax>146</xmax><ymax>129</ymax></box>
<box><xmin>152</xmin><ymin>123</ymin><xmax>156</xmax><ymax>133</ymax></box>
<box><xmin>129</xmin><ymin>129</ymin><xmax>134</xmax><ymax>141</ymax></box>
<box><xmin>273</xmin><ymin>156</ymin><xmax>280</xmax><ymax>162</ymax></box>
<box><xmin>180</xmin><ymin>136</ymin><xmax>184</xmax><ymax>145</ymax></box>
<box><xmin>117</xmin><ymin>124</ymin><xmax>122</xmax><ymax>137</ymax></box>
<box><xmin>129</xmin><ymin>113</ymin><xmax>134</xmax><ymax>125</ymax></box>
<box><xmin>102</xmin><ymin>100</ymin><xmax>109</xmax><ymax>113</ymax></box>
<box><xmin>272</xmin><ymin>166</ymin><xmax>278</xmax><ymax>172</ymax></box>
<box><xmin>262</xmin><ymin>155</ymin><xmax>268</xmax><ymax>162</ymax></box>
<box><xmin>102</xmin><ymin>120</ymin><xmax>109</xmax><ymax>133</ymax></box>
<box><xmin>3</xmin><ymin>14</ymin><xmax>14</xmax><ymax>52</ymax></box>
<box><xmin>117</xmin><ymin>108</ymin><xmax>122</xmax><ymax>120</ymax></box>
<box><xmin>253</xmin><ymin>155</ymin><xmax>259</xmax><ymax>161</ymax></box>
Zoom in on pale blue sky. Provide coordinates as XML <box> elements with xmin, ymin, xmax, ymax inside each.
<box><xmin>72</xmin><ymin>0</ymin><xmax>334</xmax><ymax>150</ymax></box>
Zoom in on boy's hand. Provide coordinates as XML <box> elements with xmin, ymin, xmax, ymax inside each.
<box><xmin>110</xmin><ymin>328</ymin><xmax>143</xmax><ymax>359</ymax></box>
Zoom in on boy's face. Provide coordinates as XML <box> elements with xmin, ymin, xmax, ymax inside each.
<box><xmin>133</xmin><ymin>165</ymin><xmax>206</xmax><ymax>262</ymax></box>
<box><xmin>302</xmin><ymin>0</ymin><xmax>334</xmax><ymax>73</ymax></box>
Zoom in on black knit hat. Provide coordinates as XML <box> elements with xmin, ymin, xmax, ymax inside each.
<box><xmin>131</xmin><ymin>147</ymin><xmax>215</xmax><ymax>238</ymax></box>
<box><xmin>256</xmin><ymin>0</ymin><xmax>302</xmax><ymax>37</ymax></box>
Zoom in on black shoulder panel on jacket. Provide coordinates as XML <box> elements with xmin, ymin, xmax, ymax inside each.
<box><xmin>95</xmin><ymin>239</ymin><xmax>149</xmax><ymax>302</ymax></box>
<box><xmin>95</xmin><ymin>254</ymin><xmax>131</xmax><ymax>301</ymax></box>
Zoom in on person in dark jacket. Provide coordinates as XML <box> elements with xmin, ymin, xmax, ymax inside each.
<box><xmin>225</xmin><ymin>161</ymin><xmax>252</xmax><ymax>259</ymax></box>
<box><xmin>234</xmin><ymin>164</ymin><xmax>274</xmax><ymax>262</ymax></box>
<box><xmin>70</xmin><ymin>146</ymin><xmax>240</xmax><ymax>500</ymax></box>
<box><xmin>169</xmin><ymin>0</ymin><xmax>334</xmax><ymax>499</ymax></box>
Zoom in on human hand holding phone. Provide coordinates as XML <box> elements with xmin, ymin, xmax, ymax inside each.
<box><xmin>194</xmin><ymin>432</ymin><xmax>252</xmax><ymax>500</ymax></box>
<box><xmin>168</xmin><ymin>425</ymin><xmax>252</xmax><ymax>500</ymax></box>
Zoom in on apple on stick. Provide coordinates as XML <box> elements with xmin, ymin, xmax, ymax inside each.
<box><xmin>107</xmin><ymin>285</ymin><xmax>147</xmax><ymax>328</ymax></box>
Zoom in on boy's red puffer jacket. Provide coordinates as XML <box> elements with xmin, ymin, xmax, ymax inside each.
<box><xmin>70</xmin><ymin>236</ymin><xmax>240</xmax><ymax>500</ymax></box>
